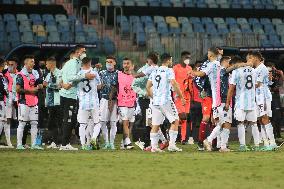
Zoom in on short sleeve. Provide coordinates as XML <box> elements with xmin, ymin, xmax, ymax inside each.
<box><xmin>168</xmin><ymin>68</ymin><xmax>175</xmax><ymax>80</ymax></box>
<box><xmin>142</xmin><ymin>66</ymin><xmax>152</xmax><ymax>77</ymax></box>
<box><xmin>148</xmin><ymin>71</ymin><xmax>154</xmax><ymax>82</ymax></box>
<box><xmin>229</xmin><ymin>70</ymin><xmax>237</xmax><ymax>85</ymax></box>
<box><xmin>202</xmin><ymin>63</ymin><xmax>212</xmax><ymax>75</ymax></box>
<box><xmin>16</xmin><ymin>74</ymin><xmax>24</xmax><ymax>86</ymax></box>
<box><xmin>256</xmin><ymin>68</ymin><xmax>264</xmax><ymax>83</ymax></box>
<box><xmin>95</xmin><ymin>71</ymin><xmax>101</xmax><ymax>85</ymax></box>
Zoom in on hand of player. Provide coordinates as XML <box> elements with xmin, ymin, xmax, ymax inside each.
<box><xmin>108</xmin><ymin>99</ymin><xmax>114</xmax><ymax>112</ymax></box>
<box><xmin>224</xmin><ymin>103</ymin><xmax>229</xmax><ymax>112</ymax></box>
<box><xmin>37</xmin><ymin>84</ymin><xmax>44</xmax><ymax>89</ymax></box>
<box><xmin>62</xmin><ymin>83</ymin><xmax>72</xmax><ymax>90</ymax></box>
<box><xmin>43</xmin><ymin>81</ymin><xmax>48</xmax><ymax>87</ymax></box>
<box><xmin>85</xmin><ymin>72</ymin><xmax>96</xmax><ymax>80</ymax></box>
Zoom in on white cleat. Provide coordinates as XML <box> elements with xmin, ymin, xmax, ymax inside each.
<box><xmin>59</xmin><ymin>144</ymin><xmax>78</xmax><ymax>151</ymax></box>
<box><xmin>135</xmin><ymin>141</ymin><xmax>145</xmax><ymax>150</ymax></box>
<box><xmin>188</xmin><ymin>137</ymin><xmax>194</xmax><ymax>145</ymax></box>
<box><xmin>168</xmin><ymin>145</ymin><xmax>183</xmax><ymax>152</ymax></box>
<box><xmin>47</xmin><ymin>142</ymin><xmax>59</xmax><ymax>149</ymax></box>
<box><xmin>151</xmin><ymin>148</ymin><xmax>164</xmax><ymax>153</ymax></box>
<box><xmin>203</xmin><ymin>139</ymin><xmax>212</xmax><ymax>152</ymax></box>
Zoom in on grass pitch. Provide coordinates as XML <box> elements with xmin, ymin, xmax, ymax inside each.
<box><xmin>1</xmin><ymin>138</ymin><xmax>284</xmax><ymax>189</ymax></box>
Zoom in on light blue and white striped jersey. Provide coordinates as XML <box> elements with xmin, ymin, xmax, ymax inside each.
<box><xmin>230</xmin><ymin>66</ymin><xmax>256</xmax><ymax>110</ymax></box>
<box><xmin>142</xmin><ymin>65</ymin><xmax>159</xmax><ymax>77</ymax></box>
<box><xmin>77</xmin><ymin>68</ymin><xmax>101</xmax><ymax>110</ymax></box>
<box><xmin>149</xmin><ymin>66</ymin><xmax>175</xmax><ymax>106</ymax></box>
<box><xmin>202</xmin><ymin>60</ymin><xmax>221</xmax><ymax>108</ymax></box>
<box><xmin>254</xmin><ymin>63</ymin><xmax>272</xmax><ymax>104</ymax></box>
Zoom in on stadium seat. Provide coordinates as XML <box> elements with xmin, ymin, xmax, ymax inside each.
<box><xmin>48</xmin><ymin>31</ymin><xmax>60</xmax><ymax>42</ymax></box>
<box><xmin>161</xmin><ymin>0</ymin><xmax>172</xmax><ymax>7</ymax></box>
<box><xmin>55</xmin><ymin>14</ymin><xmax>67</xmax><ymax>22</ymax></box>
<box><xmin>148</xmin><ymin>0</ymin><xmax>160</xmax><ymax>7</ymax></box>
<box><xmin>112</xmin><ymin>0</ymin><xmax>123</xmax><ymax>6</ymax></box>
<box><xmin>41</xmin><ymin>0</ymin><xmax>51</xmax><ymax>5</ymax></box>
<box><xmin>2</xmin><ymin>0</ymin><xmax>13</xmax><ymax>4</ymax></box>
<box><xmin>15</xmin><ymin>0</ymin><xmax>24</xmax><ymax>3</ymax></box>
<box><xmin>135</xmin><ymin>0</ymin><xmax>147</xmax><ymax>6</ymax></box>
<box><xmin>103</xmin><ymin>37</ymin><xmax>115</xmax><ymax>54</ymax></box>
<box><xmin>42</xmin><ymin>14</ymin><xmax>54</xmax><ymax>23</ymax></box>
<box><xmin>171</xmin><ymin>0</ymin><xmax>183</xmax><ymax>7</ymax></box>
<box><xmin>21</xmin><ymin>32</ymin><xmax>34</xmax><ymax>43</ymax></box>
<box><xmin>3</xmin><ymin>14</ymin><xmax>16</xmax><ymax>22</ymax></box>
<box><xmin>16</xmin><ymin>14</ymin><xmax>29</xmax><ymax>22</ymax></box>
<box><xmin>136</xmin><ymin>32</ymin><xmax>146</xmax><ymax>46</ymax></box>
<box><xmin>124</xmin><ymin>0</ymin><xmax>135</xmax><ymax>6</ymax></box>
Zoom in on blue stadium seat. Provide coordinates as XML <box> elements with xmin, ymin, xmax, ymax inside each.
<box><xmin>136</xmin><ymin>32</ymin><xmax>146</xmax><ymax>46</ymax></box>
<box><xmin>61</xmin><ymin>32</ymin><xmax>72</xmax><ymax>42</ymax></box>
<box><xmin>184</xmin><ymin>0</ymin><xmax>195</xmax><ymax>7</ymax></box>
<box><xmin>248</xmin><ymin>18</ymin><xmax>260</xmax><ymax>25</ymax></box>
<box><xmin>90</xmin><ymin>0</ymin><xmax>99</xmax><ymax>14</ymax></box>
<box><xmin>3</xmin><ymin>14</ymin><xmax>16</xmax><ymax>22</ymax></box>
<box><xmin>205</xmin><ymin>23</ymin><xmax>217</xmax><ymax>34</ymax></box>
<box><xmin>148</xmin><ymin>0</ymin><xmax>160</xmax><ymax>7</ymax></box>
<box><xmin>193</xmin><ymin>23</ymin><xmax>205</xmax><ymax>33</ymax></box>
<box><xmin>6</xmin><ymin>21</ymin><xmax>18</xmax><ymax>32</ymax></box>
<box><xmin>161</xmin><ymin>0</ymin><xmax>172</xmax><ymax>7</ymax></box>
<box><xmin>135</xmin><ymin>0</ymin><xmax>147</xmax><ymax>6</ymax></box>
<box><xmin>15</xmin><ymin>0</ymin><xmax>25</xmax><ymax>4</ymax></box>
<box><xmin>112</xmin><ymin>0</ymin><xmax>123</xmax><ymax>6</ymax></box>
<box><xmin>189</xmin><ymin>17</ymin><xmax>201</xmax><ymax>24</ymax></box>
<box><xmin>3</xmin><ymin>0</ymin><xmax>13</xmax><ymax>4</ymax></box>
<box><xmin>103</xmin><ymin>37</ymin><xmax>115</xmax><ymax>54</ymax></box>
<box><xmin>124</xmin><ymin>0</ymin><xmax>135</xmax><ymax>6</ymax></box>
<box><xmin>35</xmin><ymin>36</ymin><xmax>47</xmax><ymax>44</ymax></box>
<box><xmin>30</xmin><ymin>14</ymin><xmax>42</xmax><ymax>22</ymax></box>
<box><xmin>42</xmin><ymin>14</ymin><xmax>54</xmax><ymax>23</ymax></box>
<box><xmin>129</xmin><ymin>16</ymin><xmax>140</xmax><ymax>24</ymax></box>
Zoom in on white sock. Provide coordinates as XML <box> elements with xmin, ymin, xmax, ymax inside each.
<box><xmin>169</xmin><ymin>130</ymin><xmax>178</xmax><ymax>146</ymax></box>
<box><xmin>79</xmin><ymin>124</ymin><xmax>87</xmax><ymax>145</ymax></box>
<box><xmin>124</xmin><ymin>137</ymin><xmax>131</xmax><ymax>145</ymax></box>
<box><xmin>261</xmin><ymin>125</ymin><xmax>269</xmax><ymax>147</ymax></box>
<box><xmin>17</xmin><ymin>121</ymin><xmax>25</xmax><ymax>146</ymax></box>
<box><xmin>150</xmin><ymin>132</ymin><xmax>159</xmax><ymax>149</ymax></box>
<box><xmin>110</xmin><ymin>121</ymin><xmax>117</xmax><ymax>144</ymax></box>
<box><xmin>238</xmin><ymin>124</ymin><xmax>246</xmax><ymax>146</ymax></box>
<box><xmin>207</xmin><ymin>124</ymin><xmax>221</xmax><ymax>143</ymax></box>
<box><xmin>251</xmin><ymin>124</ymin><xmax>260</xmax><ymax>147</ymax></box>
<box><xmin>79</xmin><ymin>123</ymin><xmax>87</xmax><ymax>145</ymax></box>
<box><xmin>217</xmin><ymin>134</ymin><xmax>221</xmax><ymax>148</ymax></box>
<box><xmin>86</xmin><ymin>123</ymin><xmax>94</xmax><ymax>146</ymax></box>
<box><xmin>30</xmin><ymin>121</ymin><xmax>38</xmax><ymax>146</ymax></box>
<box><xmin>4</xmin><ymin>122</ymin><xmax>12</xmax><ymax>146</ymax></box>
<box><xmin>220</xmin><ymin>128</ymin><xmax>230</xmax><ymax>149</ymax></box>
<box><xmin>264</xmin><ymin>123</ymin><xmax>276</xmax><ymax>146</ymax></box>
<box><xmin>245</xmin><ymin>124</ymin><xmax>253</xmax><ymax>144</ymax></box>
<box><xmin>100</xmin><ymin>121</ymin><xmax>109</xmax><ymax>143</ymax></box>
<box><xmin>158</xmin><ymin>129</ymin><xmax>166</xmax><ymax>143</ymax></box>
<box><xmin>92</xmin><ymin>123</ymin><xmax>101</xmax><ymax>140</ymax></box>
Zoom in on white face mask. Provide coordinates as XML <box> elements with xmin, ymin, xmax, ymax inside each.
<box><xmin>79</xmin><ymin>53</ymin><xmax>87</xmax><ymax>60</ymax></box>
<box><xmin>184</xmin><ymin>59</ymin><xmax>190</xmax><ymax>65</ymax></box>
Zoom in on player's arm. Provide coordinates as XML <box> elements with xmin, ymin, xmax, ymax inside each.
<box><xmin>16</xmin><ymin>75</ymin><xmax>38</xmax><ymax>94</ymax></box>
<box><xmin>171</xmin><ymin>79</ymin><xmax>186</xmax><ymax>105</ymax></box>
<box><xmin>226</xmin><ymin>62</ymin><xmax>251</xmax><ymax>73</ymax></box>
<box><xmin>146</xmin><ymin>80</ymin><xmax>153</xmax><ymax>98</ymax></box>
<box><xmin>132</xmin><ymin>72</ymin><xmax>146</xmax><ymax>78</ymax></box>
<box><xmin>191</xmin><ymin>70</ymin><xmax>206</xmax><ymax>77</ymax></box>
<box><xmin>225</xmin><ymin>84</ymin><xmax>235</xmax><ymax>111</ymax></box>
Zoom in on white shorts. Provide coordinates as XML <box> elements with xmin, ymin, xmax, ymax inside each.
<box><xmin>6</xmin><ymin>104</ymin><xmax>17</xmax><ymax>119</ymax></box>
<box><xmin>100</xmin><ymin>98</ymin><xmax>118</xmax><ymax>122</ymax></box>
<box><xmin>234</xmin><ymin>108</ymin><xmax>257</xmax><ymax>122</ymax></box>
<box><xmin>18</xmin><ymin>104</ymin><xmax>38</xmax><ymax>122</ymax></box>
<box><xmin>257</xmin><ymin>101</ymin><xmax>272</xmax><ymax>118</ymax></box>
<box><xmin>118</xmin><ymin>107</ymin><xmax>135</xmax><ymax>122</ymax></box>
<box><xmin>0</xmin><ymin>101</ymin><xmax>6</xmax><ymax>121</ymax></box>
<box><xmin>77</xmin><ymin>108</ymin><xmax>100</xmax><ymax>124</ymax></box>
<box><xmin>152</xmin><ymin>100</ymin><xmax>179</xmax><ymax>125</ymax></box>
<box><xmin>212</xmin><ymin>103</ymin><xmax>232</xmax><ymax>125</ymax></box>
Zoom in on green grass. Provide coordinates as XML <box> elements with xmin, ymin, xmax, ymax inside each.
<box><xmin>1</xmin><ymin>138</ymin><xmax>284</xmax><ymax>189</ymax></box>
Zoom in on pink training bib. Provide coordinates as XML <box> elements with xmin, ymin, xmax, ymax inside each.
<box><xmin>117</xmin><ymin>71</ymin><xmax>136</xmax><ymax>107</ymax></box>
<box><xmin>18</xmin><ymin>72</ymin><xmax>38</xmax><ymax>107</ymax></box>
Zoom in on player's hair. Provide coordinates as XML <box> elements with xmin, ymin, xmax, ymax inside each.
<box><xmin>216</xmin><ymin>46</ymin><xmax>223</xmax><ymax>51</ymax></box>
<box><xmin>181</xmin><ymin>51</ymin><xmax>191</xmax><ymax>57</ymax></box>
<box><xmin>208</xmin><ymin>47</ymin><xmax>219</xmax><ymax>56</ymax></box>
<box><xmin>147</xmin><ymin>52</ymin><xmax>158</xmax><ymax>64</ymax></box>
<box><xmin>247</xmin><ymin>51</ymin><xmax>264</xmax><ymax>61</ymax></box>
<box><xmin>160</xmin><ymin>53</ymin><xmax>172</xmax><ymax>63</ymax></box>
<box><xmin>74</xmin><ymin>44</ymin><xmax>85</xmax><ymax>52</ymax></box>
<box><xmin>82</xmin><ymin>57</ymin><xmax>91</xmax><ymax>65</ymax></box>
<box><xmin>23</xmin><ymin>55</ymin><xmax>35</xmax><ymax>61</ymax></box>
<box><xmin>123</xmin><ymin>57</ymin><xmax>133</xmax><ymax>63</ymax></box>
<box><xmin>106</xmin><ymin>55</ymin><xmax>116</xmax><ymax>62</ymax></box>
<box><xmin>0</xmin><ymin>58</ymin><xmax>5</xmax><ymax>67</ymax></box>
<box><xmin>265</xmin><ymin>61</ymin><xmax>275</xmax><ymax>67</ymax></box>
<box><xmin>46</xmin><ymin>56</ymin><xmax>56</xmax><ymax>62</ymax></box>
<box><xmin>220</xmin><ymin>56</ymin><xmax>231</xmax><ymax>64</ymax></box>
<box><xmin>229</xmin><ymin>55</ymin><xmax>243</xmax><ymax>65</ymax></box>
<box><xmin>7</xmin><ymin>56</ymin><xmax>19</xmax><ymax>63</ymax></box>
